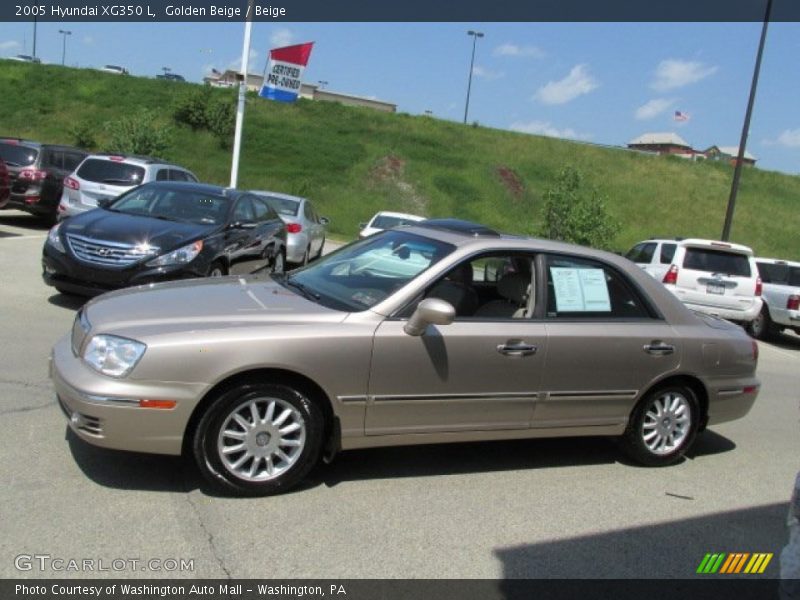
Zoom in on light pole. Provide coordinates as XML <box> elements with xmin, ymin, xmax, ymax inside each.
<box><xmin>317</xmin><ymin>80</ymin><xmax>329</xmax><ymax>89</ymax></box>
<box><xmin>161</xmin><ymin>66</ymin><xmax>172</xmax><ymax>77</ymax></box>
<box><xmin>58</xmin><ymin>29</ymin><xmax>72</xmax><ymax>66</ymax></box>
<box><xmin>721</xmin><ymin>0</ymin><xmax>772</xmax><ymax>241</ymax></box>
<box><xmin>463</xmin><ymin>30</ymin><xmax>484</xmax><ymax>125</ymax></box>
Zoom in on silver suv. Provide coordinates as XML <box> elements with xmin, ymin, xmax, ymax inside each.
<box><xmin>58</xmin><ymin>154</ymin><xmax>198</xmax><ymax>220</ymax></box>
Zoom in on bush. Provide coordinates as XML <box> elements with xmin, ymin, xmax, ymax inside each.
<box><xmin>103</xmin><ymin>109</ymin><xmax>172</xmax><ymax>157</ymax></box>
<box><xmin>541</xmin><ymin>166</ymin><xmax>619</xmax><ymax>250</ymax></box>
<box><xmin>174</xmin><ymin>87</ymin><xmax>235</xmax><ymax>149</ymax></box>
<box><xmin>69</xmin><ymin>121</ymin><xmax>97</xmax><ymax>149</ymax></box>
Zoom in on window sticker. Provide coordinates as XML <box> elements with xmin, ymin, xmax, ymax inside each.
<box><xmin>551</xmin><ymin>267</ymin><xmax>611</xmax><ymax>312</ymax></box>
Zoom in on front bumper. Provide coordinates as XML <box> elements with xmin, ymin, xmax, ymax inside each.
<box><xmin>51</xmin><ymin>335</ymin><xmax>206</xmax><ymax>455</ymax></box>
<box><xmin>42</xmin><ymin>246</ymin><xmax>208</xmax><ymax>296</ymax></box>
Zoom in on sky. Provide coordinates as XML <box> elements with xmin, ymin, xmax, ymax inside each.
<box><xmin>2</xmin><ymin>21</ymin><xmax>800</xmax><ymax>175</ymax></box>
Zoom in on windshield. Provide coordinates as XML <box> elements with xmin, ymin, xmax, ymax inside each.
<box><xmin>260</xmin><ymin>196</ymin><xmax>300</xmax><ymax>217</ymax></box>
<box><xmin>77</xmin><ymin>159</ymin><xmax>145</xmax><ymax>185</ymax></box>
<box><xmin>280</xmin><ymin>230</ymin><xmax>455</xmax><ymax>311</ymax></box>
<box><xmin>110</xmin><ymin>185</ymin><xmax>231</xmax><ymax>225</ymax></box>
<box><xmin>371</xmin><ymin>215</ymin><xmax>422</xmax><ymax>229</ymax></box>
<box><xmin>0</xmin><ymin>143</ymin><xmax>38</xmax><ymax>167</ymax></box>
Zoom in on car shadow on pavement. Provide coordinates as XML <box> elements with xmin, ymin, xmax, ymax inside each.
<box><xmin>0</xmin><ymin>213</ymin><xmax>51</xmax><ymax>230</ymax></box>
<box><xmin>493</xmin><ymin>503</ymin><xmax>788</xmax><ymax>581</ymax></box>
<box><xmin>66</xmin><ymin>427</ymin><xmax>738</xmax><ymax>496</ymax></box>
<box><xmin>765</xmin><ymin>332</ymin><xmax>800</xmax><ymax>352</ymax></box>
<box><xmin>47</xmin><ymin>293</ymin><xmax>87</xmax><ymax>311</ymax></box>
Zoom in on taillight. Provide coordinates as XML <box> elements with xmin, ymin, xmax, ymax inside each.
<box><xmin>788</xmin><ymin>295</ymin><xmax>800</xmax><ymax>311</ymax></box>
<box><xmin>108</xmin><ymin>155</ymin><xmax>125</xmax><ymax>162</ymax></box>
<box><xmin>63</xmin><ymin>176</ymin><xmax>80</xmax><ymax>190</ymax></box>
<box><xmin>19</xmin><ymin>168</ymin><xmax>48</xmax><ymax>181</ymax></box>
<box><xmin>751</xmin><ymin>341</ymin><xmax>759</xmax><ymax>362</ymax></box>
<box><xmin>286</xmin><ymin>223</ymin><xmax>302</xmax><ymax>234</ymax></box>
<box><xmin>755</xmin><ymin>277</ymin><xmax>762</xmax><ymax>297</ymax></box>
<box><xmin>663</xmin><ymin>265</ymin><xmax>678</xmax><ymax>285</ymax></box>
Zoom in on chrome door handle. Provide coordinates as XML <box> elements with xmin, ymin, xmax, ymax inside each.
<box><xmin>497</xmin><ymin>342</ymin><xmax>537</xmax><ymax>357</ymax></box>
<box><xmin>644</xmin><ymin>342</ymin><xmax>675</xmax><ymax>356</ymax></box>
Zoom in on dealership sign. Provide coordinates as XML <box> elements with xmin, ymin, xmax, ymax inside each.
<box><xmin>259</xmin><ymin>42</ymin><xmax>315</xmax><ymax>103</ymax></box>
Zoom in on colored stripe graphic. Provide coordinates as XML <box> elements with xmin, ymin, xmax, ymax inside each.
<box><xmin>697</xmin><ymin>552</ymin><xmax>773</xmax><ymax>574</ymax></box>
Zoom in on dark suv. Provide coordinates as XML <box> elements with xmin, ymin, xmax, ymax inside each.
<box><xmin>0</xmin><ymin>138</ymin><xmax>87</xmax><ymax>222</ymax></box>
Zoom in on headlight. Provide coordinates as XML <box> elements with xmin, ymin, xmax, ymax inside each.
<box><xmin>47</xmin><ymin>223</ymin><xmax>66</xmax><ymax>253</ymax></box>
<box><xmin>146</xmin><ymin>240</ymin><xmax>204</xmax><ymax>267</ymax></box>
<box><xmin>83</xmin><ymin>335</ymin><xmax>146</xmax><ymax>378</ymax></box>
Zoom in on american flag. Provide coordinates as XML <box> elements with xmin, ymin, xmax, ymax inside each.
<box><xmin>674</xmin><ymin>110</ymin><xmax>690</xmax><ymax>122</ymax></box>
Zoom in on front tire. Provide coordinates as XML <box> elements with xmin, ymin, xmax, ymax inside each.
<box><xmin>620</xmin><ymin>384</ymin><xmax>699</xmax><ymax>466</ymax></box>
<box><xmin>207</xmin><ymin>261</ymin><xmax>227</xmax><ymax>278</ymax></box>
<box><xmin>192</xmin><ymin>382</ymin><xmax>324</xmax><ymax>496</ymax></box>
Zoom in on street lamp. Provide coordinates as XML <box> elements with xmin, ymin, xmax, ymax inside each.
<box><xmin>161</xmin><ymin>66</ymin><xmax>172</xmax><ymax>76</ymax></box>
<box><xmin>317</xmin><ymin>80</ymin><xmax>329</xmax><ymax>89</ymax></box>
<box><xmin>463</xmin><ymin>30</ymin><xmax>484</xmax><ymax>124</ymax></box>
<box><xmin>58</xmin><ymin>29</ymin><xmax>72</xmax><ymax>66</ymax></box>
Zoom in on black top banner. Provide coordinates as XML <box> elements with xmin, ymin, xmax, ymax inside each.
<box><xmin>3</xmin><ymin>0</ymin><xmax>800</xmax><ymax>23</ymax></box>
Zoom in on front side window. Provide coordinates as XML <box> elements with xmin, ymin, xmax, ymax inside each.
<box><xmin>545</xmin><ymin>254</ymin><xmax>652</xmax><ymax>319</ymax></box>
<box><xmin>281</xmin><ymin>230</ymin><xmax>455</xmax><ymax>312</ymax></box>
<box><xmin>626</xmin><ymin>242</ymin><xmax>656</xmax><ymax>264</ymax></box>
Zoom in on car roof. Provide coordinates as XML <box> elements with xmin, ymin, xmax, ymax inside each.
<box><xmin>756</xmin><ymin>257</ymin><xmax>800</xmax><ymax>267</ymax></box>
<box><xmin>0</xmin><ymin>138</ymin><xmax>86</xmax><ymax>152</ymax></box>
<box><xmin>82</xmin><ymin>153</ymin><xmax>186</xmax><ymax>168</ymax></box>
<box><xmin>249</xmin><ymin>190</ymin><xmax>306</xmax><ymax>203</ymax></box>
<box><xmin>677</xmin><ymin>238</ymin><xmax>754</xmax><ymax>255</ymax></box>
<box><xmin>372</xmin><ymin>210</ymin><xmax>425</xmax><ymax>221</ymax></box>
<box><xmin>141</xmin><ymin>180</ymin><xmax>238</xmax><ymax>197</ymax></box>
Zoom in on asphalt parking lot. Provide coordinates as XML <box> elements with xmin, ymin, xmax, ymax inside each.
<box><xmin>0</xmin><ymin>209</ymin><xmax>797</xmax><ymax>580</ymax></box>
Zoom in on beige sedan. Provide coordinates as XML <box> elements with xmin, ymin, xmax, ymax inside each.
<box><xmin>51</xmin><ymin>219</ymin><xmax>760</xmax><ymax>496</ymax></box>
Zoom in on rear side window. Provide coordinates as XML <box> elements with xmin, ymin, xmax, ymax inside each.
<box><xmin>545</xmin><ymin>254</ymin><xmax>653</xmax><ymax>319</ymax></box>
<box><xmin>757</xmin><ymin>262</ymin><xmax>787</xmax><ymax>284</ymax></box>
<box><xmin>682</xmin><ymin>248</ymin><xmax>751</xmax><ymax>277</ymax></box>
<box><xmin>625</xmin><ymin>242</ymin><xmax>656</xmax><ymax>264</ymax></box>
<box><xmin>77</xmin><ymin>159</ymin><xmax>145</xmax><ymax>185</ymax></box>
<box><xmin>660</xmin><ymin>243</ymin><xmax>677</xmax><ymax>264</ymax></box>
<box><xmin>63</xmin><ymin>152</ymin><xmax>85</xmax><ymax>171</ymax></box>
<box><xmin>0</xmin><ymin>143</ymin><xmax>38</xmax><ymax>167</ymax></box>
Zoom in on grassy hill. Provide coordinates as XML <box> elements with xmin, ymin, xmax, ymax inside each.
<box><xmin>2</xmin><ymin>62</ymin><xmax>799</xmax><ymax>259</ymax></box>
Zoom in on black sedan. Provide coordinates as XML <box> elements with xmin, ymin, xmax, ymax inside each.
<box><xmin>42</xmin><ymin>181</ymin><xmax>287</xmax><ymax>296</ymax></box>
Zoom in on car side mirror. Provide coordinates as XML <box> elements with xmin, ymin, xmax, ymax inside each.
<box><xmin>404</xmin><ymin>298</ymin><xmax>456</xmax><ymax>336</ymax></box>
<box><xmin>97</xmin><ymin>198</ymin><xmax>113</xmax><ymax>209</ymax></box>
<box><xmin>319</xmin><ymin>216</ymin><xmax>330</xmax><ymax>225</ymax></box>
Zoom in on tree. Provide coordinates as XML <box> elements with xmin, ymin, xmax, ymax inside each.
<box><xmin>541</xmin><ymin>166</ymin><xmax>619</xmax><ymax>249</ymax></box>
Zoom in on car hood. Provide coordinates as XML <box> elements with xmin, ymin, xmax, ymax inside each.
<box><xmin>84</xmin><ymin>275</ymin><xmax>346</xmax><ymax>334</ymax></box>
<box><xmin>62</xmin><ymin>209</ymin><xmax>217</xmax><ymax>252</ymax></box>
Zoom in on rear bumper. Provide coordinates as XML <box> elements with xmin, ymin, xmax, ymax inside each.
<box><xmin>6</xmin><ymin>190</ymin><xmax>56</xmax><ymax>216</ymax></box>
<box><xmin>679</xmin><ymin>298</ymin><xmax>763</xmax><ymax>324</ymax></box>
<box><xmin>705</xmin><ymin>379</ymin><xmax>760</xmax><ymax>426</ymax></box>
<box><xmin>286</xmin><ymin>233</ymin><xmax>309</xmax><ymax>263</ymax></box>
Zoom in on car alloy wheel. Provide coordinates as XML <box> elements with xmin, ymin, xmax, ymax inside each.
<box><xmin>621</xmin><ymin>384</ymin><xmax>698</xmax><ymax>466</ymax></box>
<box><xmin>207</xmin><ymin>262</ymin><xmax>226</xmax><ymax>277</ymax></box>
<box><xmin>193</xmin><ymin>382</ymin><xmax>324</xmax><ymax>496</ymax></box>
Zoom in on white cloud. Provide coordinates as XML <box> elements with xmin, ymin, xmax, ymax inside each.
<box><xmin>270</xmin><ymin>28</ymin><xmax>295</xmax><ymax>48</ymax></box>
<box><xmin>651</xmin><ymin>59</ymin><xmax>717</xmax><ymax>91</ymax></box>
<box><xmin>767</xmin><ymin>128</ymin><xmax>800</xmax><ymax>148</ymax></box>
<box><xmin>472</xmin><ymin>65</ymin><xmax>504</xmax><ymax>80</ymax></box>
<box><xmin>227</xmin><ymin>48</ymin><xmax>260</xmax><ymax>72</ymax></box>
<box><xmin>493</xmin><ymin>43</ymin><xmax>545</xmax><ymax>59</ymax></box>
<box><xmin>0</xmin><ymin>40</ymin><xmax>20</xmax><ymax>51</ymax></box>
<box><xmin>510</xmin><ymin>120</ymin><xmax>592</xmax><ymax>141</ymax></box>
<box><xmin>635</xmin><ymin>98</ymin><xmax>677</xmax><ymax>120</ymax></box>
<box><xmin>535</xmin><ymin>64</ymin><xmax>599</xmax><ymax>105</ymax></box>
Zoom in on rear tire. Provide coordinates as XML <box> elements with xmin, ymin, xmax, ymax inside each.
<box><xmin>746</xmin><ymin>306</ymin><xmax>775</xmax><ymax>341</ymax></box>
<box><xmin>620</xmin><ymin>384</ymin><xmax>699</xmax><ymax>466</ymax></box>
<box><xmin>192</xmin><ymin>382</ymin><xmax>324</xmax><ymax>496</ymax></box>
<box><xmin>271</xmin><ymin>250</ymin><xmax>285</xmax><ymax>275</ymax></box>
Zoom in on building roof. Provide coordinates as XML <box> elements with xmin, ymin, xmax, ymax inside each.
<box><xmin>710</xmin><ymin>146</ymin><xmax>757</xmax><ymax>161</ymax></box>
<box><xmin>628</xmin><ymin>133</ymin><xmax>691</xmax><ymax>148</ymax></box>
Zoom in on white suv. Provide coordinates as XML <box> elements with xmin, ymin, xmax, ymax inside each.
<box><xmin>749</xmin><ymin>258</ymin><xmax>800</xmax><ymax>339</ymax></box>
<box><xmin>628</xmin><ymin>238</ymin><xmax>762</xmax><ymax>324</ymax></box>
<box><xmin>58</xmin><ymin>154</ymin><xmax>198</xmax><ymax>220</ymax></box>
